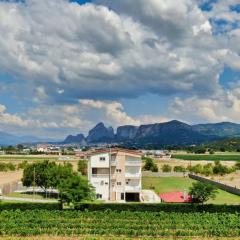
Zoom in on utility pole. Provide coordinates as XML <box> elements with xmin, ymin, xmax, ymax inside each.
<box><xmin>33</xmin><ymin>167</ymin><xmax>36</xmax><ymax>199</ymax></box>
<box><xmin>109</xmin><ymin>145</ymin><xmax>111</xmax><ymax>201</ymax></box>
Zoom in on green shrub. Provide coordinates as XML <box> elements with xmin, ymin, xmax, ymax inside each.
<box><xmin>173</xmin><ymin>165</ymin><xmax>186</xmax><ymax>172</ymax></box>
<box><xmin>161</xmin><ymin>164</ymin><xmax>172</xmax><ymax>172</ymax></box>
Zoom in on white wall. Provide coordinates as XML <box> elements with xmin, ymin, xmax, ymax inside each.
<box><xmin>90</xmin><ymin>153</ymin><xmax>110</xmax><ymax>168</ymax></box>
<box><xmin>125</xmin><ymin>166</ymin><xmax>141</xmax><ymax>174</ymax></box>
<box><xmin>91</xmin><ymin>176</ymin><xmax>109</xmax><ymax>200</ymax></box>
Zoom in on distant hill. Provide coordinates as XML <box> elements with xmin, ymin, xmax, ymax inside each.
<box><xmin>207</xmin><ymin>137</ymin><xmax>240</xmax><ymax>152</ymax></box>
<box><xmin>63</xmin><ymin>120</ymin><xmax>222</xmax><ymax>147</ymax></box>
<box><xmin>193</xmin><ymin>122</ymin><xmax>240</xmax><ymax>137</ymax></box>
<box><xmin>63</xmin><ymin>134</ymin><xmax>86</xmax><ymax>145</ymax></box>
<box><xmin>0</xmin><ymin>131</ymin><xmax>45</xmax><ymax>146</ymax></box>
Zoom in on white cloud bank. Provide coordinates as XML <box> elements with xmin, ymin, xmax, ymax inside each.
<box><xmin>0</xmin><ymin>0</ymin><xmax>237</xmax><ymax>101</ymax></box>
<box><xmin>0</xmin><ymin>0</ymin><xmax>239</xmax><ymax>137</ymax></box>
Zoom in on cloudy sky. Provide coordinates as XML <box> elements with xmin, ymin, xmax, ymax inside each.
<box><xmin>0</xmin><ymin>0</ymin><xmax>239</xmax><ymax>139</ymax></box>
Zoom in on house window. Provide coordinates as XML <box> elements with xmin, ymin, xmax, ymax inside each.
<box><xmin>117</xmin><ymin>182</ymin><xmax>121</xmax><ymax>186</ymax></box>
<box><xmin>96</xmin><ymin>194</ymin><xmax>102</xmax><ymax>199</ymax></box>
<box><xmin>105</xmin><ymin>182</ymin><xmax>108</xmax><ymax>185</ymax></box>
<box><xmin>100</xmin><ymin>180</ymin><xmax>104</xmax><ymax>185</ymax></box>
<box><xmin>100</xmin><ymin>157</ymin><xmax>106</xmax><ymax>161</ymax></box>
<box><xmin>116</xmin><ymin>169</ymin><xmax>122</xmax><ymax>173</ymax></box>
<box><xmin>121</xmin><ymin>193</ymin><xmax>125</xmax><ymax>200</ymax></box>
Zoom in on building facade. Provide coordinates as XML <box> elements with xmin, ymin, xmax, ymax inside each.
<box><xmin>87</xmin><ymin>148</ymin><xmax>142</xmax><ymax>202</ymax></box>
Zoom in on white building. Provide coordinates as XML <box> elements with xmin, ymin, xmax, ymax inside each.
<box><xmin>87</xmin><ymin>148</ymin><xmax>142</xmax><ymax>202</ymax></box>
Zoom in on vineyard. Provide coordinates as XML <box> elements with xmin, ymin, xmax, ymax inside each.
<box><xmin>0</xmin><ymin>209</ymin><xmax>239</xmax><ymax>238</ymax></box>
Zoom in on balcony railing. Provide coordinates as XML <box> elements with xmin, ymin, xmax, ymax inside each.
<box><xmin>125</xmin><ymin>185</ymin><xmax>141</xmax><ymax>191</ymax></box>
<box><xmin>125</xmin><ymin>173</ymin><xmax>142</xmax><ymax>178</ymax></box>
<box><xmin>125</xmin><ymin>161</ymin><xmax>142</xmax><ymax>166</ymax></box>
<box><xmin>91</xmin><ymin>174</ymin><xmax>109</xmax><ymax>178</ymax></box>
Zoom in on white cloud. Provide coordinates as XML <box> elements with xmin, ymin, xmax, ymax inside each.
<box><xmin>170</xmin><ymin>85</ymin><xmax>240</xmax><ymax>123</ymax></box>
<box><xmin>0</xmin><ymin>0</ymin><xmax>234</xmax><ymax>102</ymax></box>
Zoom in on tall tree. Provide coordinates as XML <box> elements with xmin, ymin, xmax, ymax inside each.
<box><xmin>189</xmin><ymin>182</ymin><xmax>217</xmax><ymax>204</ymax></box>
<box><xmin>58</xmin><ymin>174</ymin><xmax>95</xmax><ymax>206</ymax></box>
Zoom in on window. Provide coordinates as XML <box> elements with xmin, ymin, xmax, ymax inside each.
<box><xmin>117</xmin><ymin>182</ymin><xmax>121</xmax><ymax>186</ymax></box>
<box><xmin>105</xmin><ymin>182</ymin><xmax>108</xmax><ymax>185</ymax></box>
<box><xmin>126</xmin><ymin>181</ymin><xmax>129</xmax><ymax>185</ymax></box>
<box><xmin>100</xmin><ymin>180</ymin><xmax>104</xmax><ymax>185</ymax></box>
<box><xmin>121</xmin><ymin>193</ymin><xmax>125</xmax><ymax>200</ymax></box>
<box><xmin>116</xmin><ymin>169</ymin><xmax>122</xmax><ymax>173</ymax></box>
<box><xmin>100</xmin><ymin>157</ymin><xmax>106</xmax><ymax>161</ymax></box>
<box><xmin>96</xmin><ymin>194</ymin><xmax>102</xmax><ymax>199</ymax></box>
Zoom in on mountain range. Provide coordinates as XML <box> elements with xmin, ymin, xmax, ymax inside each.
<box><xmin>63</xmin><ymin>120</ymin><xmax>240</xmax><ymax>147</ymax></box>
<box><xmin>0</xmin><ymin>132</ymin><xmax>55</xmax><ymax>146</ymax></box>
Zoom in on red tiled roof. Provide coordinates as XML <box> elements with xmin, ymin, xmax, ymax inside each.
<box><xmin>159</xmin><ymin>191</ymin><xmax>192</xmax><ymax>203</ymax></box>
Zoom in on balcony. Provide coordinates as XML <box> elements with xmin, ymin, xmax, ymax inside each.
<box><xmin>91</xmin><ymin>174</ymin><xmax>109</xmax><ymax>178</ymax></box>
<box><xmin>125</xmin><ymin>185</ymin><xmax>141</xmax><ymax>192</ymax></box>
<box><xmin>125</xmin><ymin>173</ymin><xmax>142</xmax><ymax>179</ymax></box>
<box><xmin>125</xmin><ymin>160</ymin><xmax>142</xmax><ymax>166</ymax></box>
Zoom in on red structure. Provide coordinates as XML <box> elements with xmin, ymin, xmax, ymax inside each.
<box><xmin>159</xmin><ymin>191</ymin><xmax>192</xmax><ymax>203</ymax></box>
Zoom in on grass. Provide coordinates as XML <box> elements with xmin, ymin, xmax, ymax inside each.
<box><xmin>142</xmin><ymin>176</ymin><xmax>240</xmax><ymax>205</ymax></box>
<box><xmin>6</xmin><ymin>191</ymin><xmax>57</xmax><ymax>200</ymax></box>
<box><xmin>172</xmin><ymin>154</ymin><xmax>240</xmax><ymax>161</ymax></box>
<box><xmin>0</xmin><ymin>155</ymin><xmax>59</xmax><ymax>161</ymax></box>
<box><xmin>1</xmin><ymin>238</ymin><xmax>240</xmax><ymax>240</ymax></box>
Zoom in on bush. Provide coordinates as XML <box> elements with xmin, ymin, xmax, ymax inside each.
<box><xmin>189</xmin><ymin>182</ymin><xmax>217</xmax><ymax>204</ymax></box>
<box><xmin>74</xmin><ymin>202</ymin><xmax>240</xmax><ymax>213</ymax></box>
<box><xmin>78</xmin><ymin>160</ymin><xmax>88</xmax><ymax>176</ymax></box>
<box><xmin>173</xmin><ymin>165</ymin><xmax>186</xmax><ymax>172</ymax></box>
<box><xmin>18</xmin><ymin>160</ymin><xmax>28</xmax><ymax>170</ymax></box>
<box><xmin>0</xmin><ymin>162</ymin><xmax>16</xmax><ymax>172</ymax></box>
<box><xmin>188</xmin><ymin>164</ymin><xmax>203</xmax><ymax>174</ymax></box>
<box><xmin>235</xmin><ymin>162</ymin><xmax>240</xmax><ymax>170</ymax></box>
<box><xmin>209</xmin><ymin>149</ymin><xmax>215</xmax><ymax>154</ymax></box>
<box><xmin>202</xmin><ymin>163</ymin><xmax>213</xmax><ymax>176</ymax></box>
<box><xmin>142</xmin><ymin>157</ymin><xmax>158</xmax><ymax>172</ymax></box>
<box><xmin>161</xmin><ymin>164</ymin><xmax>172</xmax><ymax>173</ymax></box>
<box><xmin>151</xmin><ymin>164</ymin><xmax>159</xmax><ymax>172</ymax></box>
<box><xmin>194</xmin><ymin>147</ymin><xmax>206</xmax><ymax>154</ymax></box>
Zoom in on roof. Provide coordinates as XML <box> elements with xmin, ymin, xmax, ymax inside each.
<box><xmin>87</xmin><ymin>147</ymin><xmax>142</xmax><ymax>157</ymax></box>
<box><xmin>159</xmin><ymin>191</ymin><xmax>192</xmax><ymax>203</ymax></box>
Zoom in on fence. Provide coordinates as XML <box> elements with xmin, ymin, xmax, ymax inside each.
<box><xmin>189</xmin><ymin>174</ymin><xmax>240</xmax><ymax>196</ymax></box>
<box><xmin>0</xmin><ymin>181</ymin><xmax>26</xmax><ymax>195</ymax></box>
<box><xmin>142</xmin><ymin>171</ymin><xmax>188</xmax><ymax>177</ymax></box>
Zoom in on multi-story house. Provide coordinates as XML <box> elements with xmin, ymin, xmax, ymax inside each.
<box><xmin>87</xmin><ymin>148</ymin><xmax>142</xmax><ymax>202</ymax></box>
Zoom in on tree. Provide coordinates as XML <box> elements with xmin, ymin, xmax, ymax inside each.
<box><xmin>235</xmin><ymin>162</ymin><xmax>240</xmax><ymax>170</ymax></box>
<box><xmin>161</xmin><ymin>164</ymin><xmax>172</xmax><ymax>173</ymax></box>
<box><xmin>173</xmin><ymin>165</ymin><xmax>186</xmax><ymax>173</ymax></box>
<box><xmin>213</xmin><ymin>161</ymin><xmax>231</xmax><ymax>175</ymax></box>
<box><xmin>202</xmin><ymin>163</ymin><xmax>213</xmax><ymax>176</ymax></box>
<box><xmin>188</xmin><ymin>164</ymin><xmax>203</xmax><ymax>174</ymax></box>
<box><xmin>142</xmin><ymin>157</ymin><xmax>158</xmax><ymax>172</ymax></box>
<box><xmin>189</xmin><ymin>182</ymin><xmax>217</xmax><ymax>204</ymax></box>
<box><xmin>17</xmin><ymin>144</ymin><xmax>24</xmax><ymax>150</ymax></box>
<box><xmin>209</xmin><ymin>149</ymin><xmax>215</xmax><ymax>154</ymax></box>
<box><xmin>194</xmin><ymin>147</ymin><xmax>206</xmax><ymax>154</ymax></box>
<box><xmin>22</xmin><ymin>160</ymin><xmax>57</xmax><ymax>192</ymax></box>
<box><xmin>78</xmin><ymin>160</ymin><xmax>88</xmax><ymax>176</ymax></box>
<box><xmin>58</xmin><ymin>174</ymin><xmax>95</xmax><ymax>207</ymax></box>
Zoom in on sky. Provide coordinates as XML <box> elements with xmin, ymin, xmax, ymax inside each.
<box><xmin>0</xmin><ymin>0</ymin><xmax>239</xmax><ymax>139</ymax></box>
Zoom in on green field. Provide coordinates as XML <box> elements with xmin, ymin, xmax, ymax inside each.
<box><xmin>0</xmin><ymin>209</ymin><xmax>239</xmax><ymax>238</ymax></box>
<box><xmin>0</xmin><ymin>155</ymin><xmax>59</xmax><ymax>162</ymax></box>
<box><xmin>172</xmin><ymin>154</ymin><xmax>240</xmax><ymax>161</ymax></box>
<box><xmin>142</xmin><ymin>176</ymin><xmax>240</xmax><ymax>205</ymax></box>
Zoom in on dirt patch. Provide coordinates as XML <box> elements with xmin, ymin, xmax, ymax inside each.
<box><xmin>156</xmin><ymin>159</ymin><xmax>236</xmax><ymax>168</ymax></box>
<box><xmin>0</xmin><ymin>171</ymin><xmax>23</xmax><ymax>185</ymax></box>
